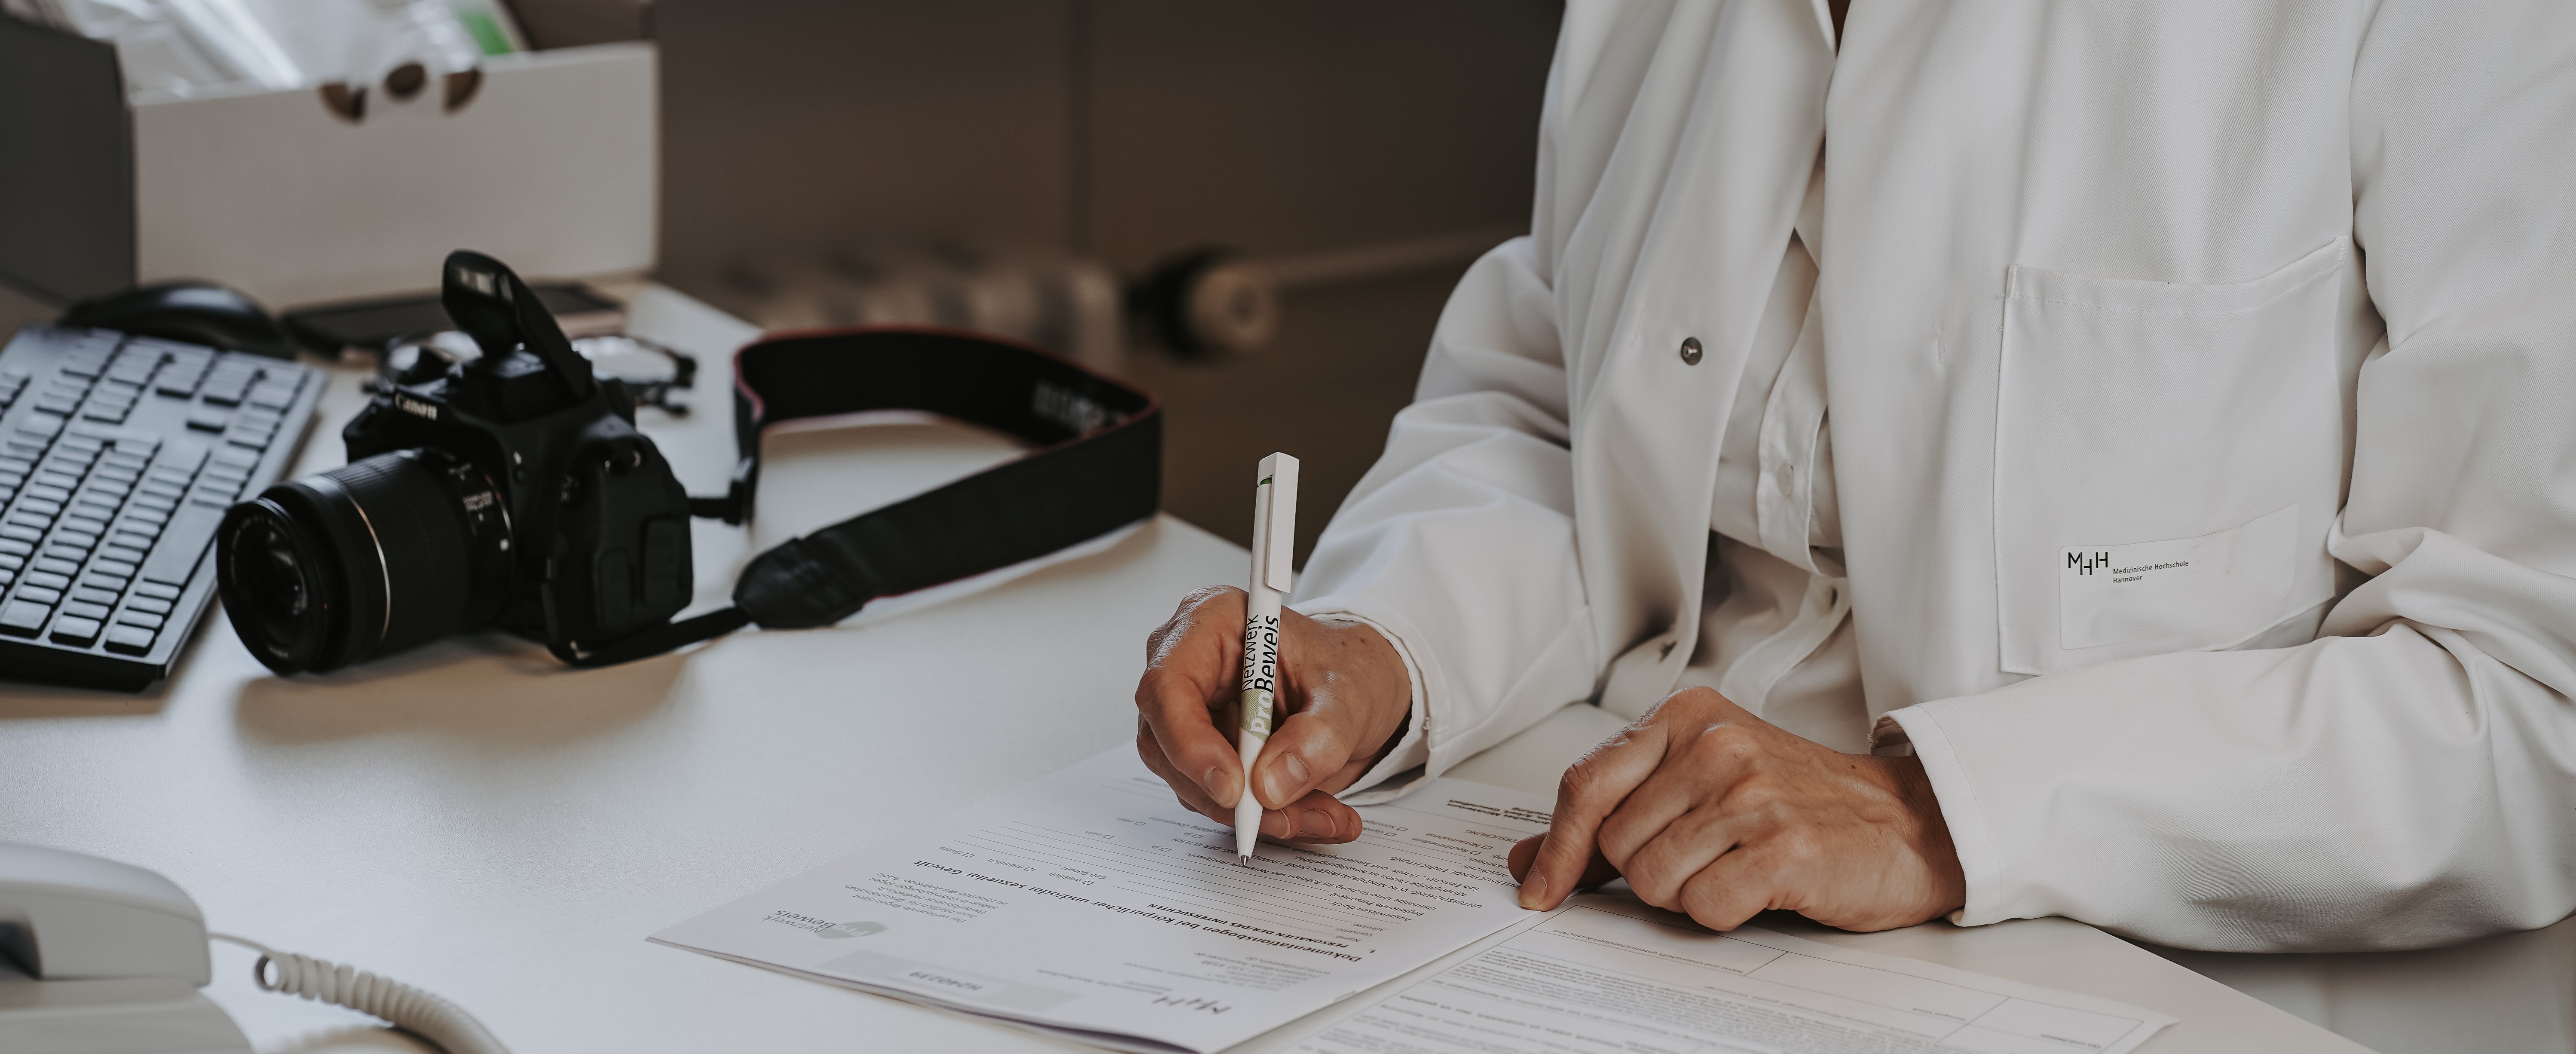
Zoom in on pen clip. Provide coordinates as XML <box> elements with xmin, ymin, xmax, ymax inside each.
<box><xmin>1255</xmin><ymin>453</ymin><xmax>1299</xmax><ymax>594</ymax></box>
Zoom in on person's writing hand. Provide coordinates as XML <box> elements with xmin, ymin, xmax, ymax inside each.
<box><xmin>1134</xmin><ymin>586</ymin><xmax>1411</xmax><ymax>845</ymax></box>
<box><xmin>1506</xmin><ymin>688</ymin><xmax>1964</xmax><ymax>932</ymax></box>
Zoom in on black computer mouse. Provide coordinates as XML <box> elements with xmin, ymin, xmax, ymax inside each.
<box><xmin>58</xmin><ymin>281</ymin><xmax>296</xmax><ymax>360</ymax></box>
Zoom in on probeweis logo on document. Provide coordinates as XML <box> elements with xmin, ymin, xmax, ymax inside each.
<box><xmin>762</xmin><ymin>909</ymin><xmax>887</xmax><ymax>939</ymax></box>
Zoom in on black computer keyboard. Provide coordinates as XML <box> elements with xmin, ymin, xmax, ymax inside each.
<box><xmin>0</xmin><ymin>325</ymin><xmax>321</xmax><ymax>691</ymax></box>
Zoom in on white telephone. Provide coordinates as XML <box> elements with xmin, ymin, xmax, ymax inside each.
<box><xmin>0</xmin><ymin>841</ymin><xmax>510</xmax><ymax>1054</ymax></box>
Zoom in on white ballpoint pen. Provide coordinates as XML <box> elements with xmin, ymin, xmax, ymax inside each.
<box><xmin>1235</xmin><ymin>452</ymin><xmax>1298</xmax><ymax>861</ymax></box>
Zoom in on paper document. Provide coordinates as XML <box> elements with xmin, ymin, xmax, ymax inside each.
<box><xmin>652</xmin><ymin>747</ymin><xmax>1558</xmax><ymax>1053</ymax></box>
<box><xmin>1260</xmin><ymin>895</ymin><xmax>2177</xmax><ymax>1054</ymax></box>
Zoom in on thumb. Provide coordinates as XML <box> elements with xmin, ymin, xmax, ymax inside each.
<box><xmin>1252</xmin><ymin>706</ymin><xmax>1364</xmax><ymax>809</ymax></box>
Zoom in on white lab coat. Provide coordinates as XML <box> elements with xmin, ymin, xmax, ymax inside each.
<box><xmin>1293</xmin><ymin>0</ymin><xmax>2576</xmax><ymax>962</ymax></box>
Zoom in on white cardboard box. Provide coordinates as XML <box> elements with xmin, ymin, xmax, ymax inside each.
<box><xmin>0</xmin><ymin>17</ymin><xmax>655</xmax><ymax>310</ymax></box>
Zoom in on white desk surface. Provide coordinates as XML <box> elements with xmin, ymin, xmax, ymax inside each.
<box><xmin>0</xmin><ymin>285</ymin><xmax>2363</xmax><ymax>1053</ymax></box>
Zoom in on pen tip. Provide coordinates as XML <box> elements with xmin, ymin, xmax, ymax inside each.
<box><xmin>1238</xmin><ymin>854</ymin><xmax>1251</xmax><ymax>863</ymax></box>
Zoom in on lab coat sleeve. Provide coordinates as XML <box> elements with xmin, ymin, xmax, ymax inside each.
<box><xmin>1293</xmin><ymin>233</ymin><xmax>1602</xmax><ymax>799</ymax></box>
<box><xmin>1885</xmin><ymin>0</ymin><xmax>2576</xmax><ymax>952</ymax></box>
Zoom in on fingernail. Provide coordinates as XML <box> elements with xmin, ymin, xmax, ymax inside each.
<box><xmin>1519</xmin><ymin>873</ymin><xmax>1550</xmax><ymax>909</ymax></box>
<box><xmin>1298</xmin><ymin>810</ymin><xmax>1336</xmax><ymax>838</ymax></box>
<box><xmin>1205</xmin><ymin>766</ymin><xmax>1235</xmax><ymax>807</ymax></box>
<box><xmin>1261</xmin><ymin>754</ymin><xmax>1311</xmax><ymax>805</ymax></box>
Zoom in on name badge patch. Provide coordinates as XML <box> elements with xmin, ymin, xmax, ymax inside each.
<box><xmin>2059</xmin><ymin>504</ymin><xmax>2300</xmax><ymax>651</ymax></box>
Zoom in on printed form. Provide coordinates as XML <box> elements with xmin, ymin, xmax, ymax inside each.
<box><xmin>652</xmin><ymin>747</ymin><xmax>1557</xmax><ymax>1053</ymax></box>
<box><xmin>1251</xmin><ymin>897</ymin><xmax>2175</xmax><ymax>1054</ymax></box>
<box><xmin>656</xmin><ymin>748</ymin><xmax>2176</xmax><ymax>1054</ymax></box>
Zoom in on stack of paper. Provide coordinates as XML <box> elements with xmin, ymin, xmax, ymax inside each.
<box><xmin>655</xmin><ymin>748</ymin><xmax>2175</xmax><ymax>1054</ymax></box>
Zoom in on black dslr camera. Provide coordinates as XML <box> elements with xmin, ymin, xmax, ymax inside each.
<box><xmin>216</xmin><ymin>252</ymin><xmax>693</xmax><ymax>673</ymax></box>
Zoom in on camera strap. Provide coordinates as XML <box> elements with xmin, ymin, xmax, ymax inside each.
<box><xmin>556</xmin><ymin>327</ymin><xmax>1161</xmax><ymax>667</ymax></box>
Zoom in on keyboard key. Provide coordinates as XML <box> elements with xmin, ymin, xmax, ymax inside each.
<box><xmin>17</xmin><ymin>586</ymin><xmax>60</xmax><ymax>604</ymax></box>
<box><xmin>5</xmin><ymin>514</ymin><xmax>52</xmax><ymax>532</ymax></box>
<box><xmin>61</xmin><ymin>601</ymin><xmax>107</xmax><ymax>621</ymax></box>
<box><xmin>132</xmin><ymin>495</ymin><xmax>177</xmax><ymax>515</ymax></box>
<box><xmin>92</xmin><ymin>465</ymin><xmax>138</xmax><ymax>485</ymax></box>
<box><xmin>133</xmin><ymin>581</ymin><xmax>181</xmax><ymax>601</ymax></box>
<box><xmin>0</xmin><ymin>554</ymin><xmax>19</xmax><ymax>572</ymax></box>
<box><xmin>110</xmin><ymin>531</ymin><xmax>154</xmax><ymax>551</ymax></box>
<box><xmin>103</xmin><ymin>624</ymin><xmax>155</xmax><ymax>655</ymax></box>
<box><xmin>33</xmin><ymin>471</ymin><xmax>77</xmax><ymax>490</ymax></box>
<box><xmin>122</xmin><ymin>508</ymin><xmax>168</xmax><ymax>528</ymax></box>
<box><xmin>70</xmin><ymin>587</ymin><xmax>116</xmax><ymax>606</ymax></box>
<box><xmin>53</xmin><ymin>531</ymin><xmax>96</xmax><ymax>550</ymax></box>
<box><xmin>60</xmin><ymin>515</ymin><xmax>104</xmax><ymax>535</ymax></box>
<box><xmin>23</xmin><ymin>484</ymin><xmax>67</xmax><ymax>503</ymax></box>
<box><xmin>0</xmin><ymin>539</ymin><xmax>28</xmax><ymax>557</ymax></box>
<box><xmin>139</xmin><ymin>504</ymin><xmax>224</xmax><ymax>586</ymax></box>
<box><xmin>247</xmin><ymin>382</ymin><xmax>299</xmax><ymax>410</ymax></box>
<box><xmin>0</xmin><ymin>601</ymin><xmax>48</xmax><ymax>636</ymax></box>
<box><xmin>162</xmin><ymin>445</ymin><xmax>212</xmax><ymax>475</ymax></box>
<box><xmin>125</xmin><ymin>596</ymin><xmax>172</xmax><ymax>616</ymax></box>
<box><xmin>102</xmin><ymin>544</ymin><xmax>146</xmax><ymax>565</ymax></box>
<box><xmin>49</xmin><ymin>616</ymin><xmax>99</xmax><ymax>646</ymax></box>
<box><xmin>33</xmin><ymin>557</ymin><xmax>77</xmax><ymax>576</ymax></box>
<box><xmin>80</xmin><ymin>573</ymin><xmax>126</xmax><ymax>594</ymax></box>
<box><xmin>113</xmin><ymin>610</ymin><xmax>162</xmax><ymax>631</ymax></box>
<box><xmin>155</xmin><ymin>371</ymin><xmax>205</xmax><ymax>398</ymax></box>
<box><xmin>90</xmin><ymin>558</ymin><xmax>137</xmax><ymax>579</ymax></box>
<box><xmin>210</xmin><ymin>448</ymin><xmax>255</xmax><ymax>471</ymax></box>
<box><xmin>0</xmin><ymin>525</ymin><xmax>42</xmax><ymax>543</ymax></box>
<box><xmin>42</xmin><ymin>545</ymin><xmax>86</xmax><ymax>564</ymax></box>
<box><xmin>186</xmin><ymin>407</ymin><xmax>230</xmax><ymax>432</ymax></box>
<box><xmin>21</xmin><ymin>572</ymin><xmax>67</xmax><ymax>591</ymax></box>
<box><xmin>15</xmin><ymin>498</ymin><xmax>59</xmax><ymax>517</ymax></box>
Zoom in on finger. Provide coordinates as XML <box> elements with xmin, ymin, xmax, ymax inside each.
<box><xmin>1259</xmin><ymin>788</ymin><xmax>1362</xmax><ymax>844</ymax></box>
<box><xmin>1614</xmin><ymin>806</ymin><xmax>1747</xmax><ymax>910</ymax></box>
<box><xmin>1135</xmin><ymin>592</ymin><xmax>1250</xmax><ymax>808</ymax></box>
<box><xmin>1508</xmin><ymin>835</ymin><xmax>1618</xmax><ymax>892</ymax></box>
<box><xmin>1675</xmin><ymin>848</ymin><xmax>1783</xmax><ymax>932</ymax></box>
<box><xmin>1251</xmin><ymin>707</ymin><xmax>1364</xmax><ymax>809</ymax></box>
<box><xmin>1520</xmin><ymin>722</ymin><xmax>1670</xmax><ymax>910</ymax></box>
<box><xmin>1590</xmin><ymin>739</ymin><xmax>1710</xmax><ymax>872</ymax></box>
<box><xmin>1136</xmin><ymin>723</ymin><xmax>1230</xmax><ymax>823</ymax></box>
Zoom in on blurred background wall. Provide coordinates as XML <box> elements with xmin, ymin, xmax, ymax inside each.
<box><xmin>655</xmin><ymin>0</ymin><xmax>1562</xmax><ymax>562</ymax></box>
<box><xmin>0</xmin><ymin>1</ymin><xmax>1564</xmax><ymax>562</ymax></box>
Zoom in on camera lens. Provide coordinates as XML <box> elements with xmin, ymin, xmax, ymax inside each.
<box><xmin>217</xmin><ymin>449</ymin><xmax>512</xmax><ymax>674</ymax></box>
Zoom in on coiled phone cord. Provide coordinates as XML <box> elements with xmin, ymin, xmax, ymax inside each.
<box><xmin>209</xmin><ymin>934</ymin><xmax>513</xmax><ymax>1054</ymax></box>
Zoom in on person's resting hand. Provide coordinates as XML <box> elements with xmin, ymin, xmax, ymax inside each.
<box><xmin>1506</xmin><ymin>688</ymin><xmax>1966</xmax><ymax>932</ymax></box>
<box><xmin>1134</xmin><ymin>585</ymin><xmax>1411</xmax><ymax>846</ymax></box>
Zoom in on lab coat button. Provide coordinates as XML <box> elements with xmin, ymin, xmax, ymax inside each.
<box><xmin>1678</xmin><ymin>337</ymin><xmax>1703</xmax><ymax>365</ymax></box>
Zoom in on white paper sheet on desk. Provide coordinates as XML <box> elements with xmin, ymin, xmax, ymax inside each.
<box><xmin>1242</xmin><ymin>895</ymin><xmax>2178</xmax><ymax>1054</ymax></box>
<box><xmin>650</xmin><ymin>746</ymin><xmax>1560</xmax><ymax>1054</ymax></box>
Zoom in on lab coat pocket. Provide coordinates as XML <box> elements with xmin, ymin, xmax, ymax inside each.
<box><xmin>1994</xmin><ymin>239</ymin><xmax>2347</xmax><ymax>675</ymax></box>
